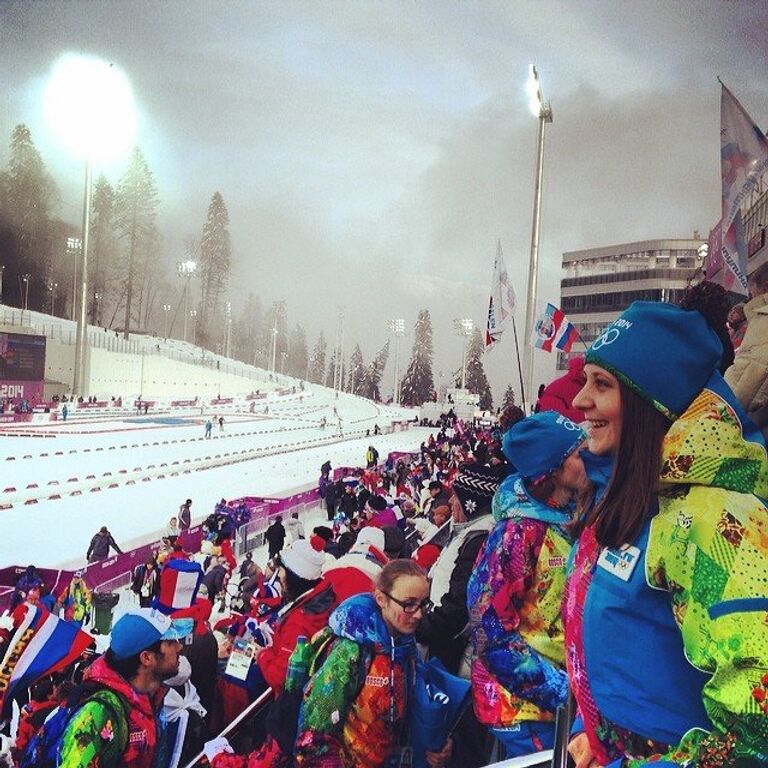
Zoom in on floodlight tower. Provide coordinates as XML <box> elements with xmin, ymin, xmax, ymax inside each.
<box><xmin>523</xmin><ymin>64</ymin><xmax>553</xmax><ymax>412</ymax></box>
<box><xmin>389</xmin><ymin>318</ymin><xmax>406</xmax><ymax>404</ymax></box>
<box><xmin>453</xmin><ymin>317</ymin><xmax>474</xmax><ymax>390</ymax></box>
<box><xmin>44</xmin><ymin>54</ymin><xmax>136</xmax><ymax>393</ymax></box>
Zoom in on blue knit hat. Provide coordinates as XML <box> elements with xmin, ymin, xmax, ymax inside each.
<box><xmin>585</xmin><ymin>302</ymin><xmax>722</xmax><ymax>420</ymax></box>
<box><xmin>502</xmin><ymin>411</ymin><xmax>586</xmax><ymax>480</ymax></box>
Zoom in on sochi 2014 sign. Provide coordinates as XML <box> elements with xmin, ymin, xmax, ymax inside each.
<box><xmin>0</xmin><ymin>332</ymin><xmax>46</xmax><ymax>403</ymax></box>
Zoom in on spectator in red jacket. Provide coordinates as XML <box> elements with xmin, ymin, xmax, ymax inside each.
<box><xmin>256</xmin><ymin>538</ymin><xmax>373</xmax><ymax>694</ymax></box>
<box><xmin>535</xmin><ymin>356</ymin><xmax>587</xmax><ymax>422</ymax></box>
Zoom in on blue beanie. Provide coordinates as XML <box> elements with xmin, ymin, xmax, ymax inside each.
<box><xmin>502</xmin><ymin>411</ymin><xmax>585</xmax><ymax>480</ymax></box>
<box><xmin>585</xmin><ymin>302</ymin><xmax>722</xmax><ymax>420</ymax></box>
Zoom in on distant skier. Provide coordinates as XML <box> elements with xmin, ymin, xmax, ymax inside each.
<box><xmin>61</xmin><ymin>403</ymin><xmax>68</xmax><ymax>421</ymax></box>
<box><xmin>218</xmin><ymin>415</ymin><xmax>225</xmax><ymax>431</ymax></box>
<box><xmin>205</xmin><ymin>419</ymin><xmax>213</xmax><ymax>438</ymax></box>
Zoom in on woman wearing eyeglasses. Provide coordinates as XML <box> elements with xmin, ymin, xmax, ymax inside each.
<box><xmin>467</xmin><ymin>411</ymin><xmax>589</xmax><ymax>758</ymax></box>
<box><xmin>286</xmin><ymin>558</ymin><xmax>453</xmax><ymax>768</ymax></box>
<box><xmin>208</xmin><ymin>560</ymin><xmax>449</xmax><ymax>768</ymax></box>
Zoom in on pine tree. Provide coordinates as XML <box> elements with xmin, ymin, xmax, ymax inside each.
<box><xmin>114</xmin><ymin>147</ymin><xmax>158</xmax><ymax>338</ymax></box>
<box><xmin>233</xmin><ymin>292</ymin><xmax>263</xmax><ymax>364</ymax></box>
<box><xmin>198</xmin><ymin>192</ymin><xmax>232</xmax><ymax>348</ymax></box>
<box><xmin>309</xmin><ymin>332</ymin><xmax>327</xmax><ymax>384</ymax></box>
<box><xmin>0</xmin><ymin>124</ymin><xmax>58</xmax><ymax>309</ymax></box>
<box><xmin>502</xmin><ymin>384</ymin><xmax>517</xmax><ymax>410</ymax></box>
<box><xmin>360</xmin><ymin>340</ymin><xmax>390</xmax><ymax>401</ymax></box>
<box><xmin>464</xmin><ymin>328</ymin><xmax>493</xmax><ymax>410</ymax></box>
<box><xmin>88</xmin><ymin>175</ymin><xmax>115</xmax><ymax>325</ymax></box>
<box><xmin>287</xmin><ymin>324</ymin><xmax>309</xmax><ymax>379</ymax></box>
<box><xmin>399</xmin><ymin>310</ymin><xmax>434</xmax><ymax>406</ymax></box>
<box><xmin>346</xmin><ymin>344</ymin><xmax>365</xmax><ymax>393</ymax></box>
<box><xmin>325</xmin><ymin>348</ymin><xmax>337</xmax><ymax>388</ymax></box>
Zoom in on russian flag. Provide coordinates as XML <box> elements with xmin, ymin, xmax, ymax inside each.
<box><xmin>533</xmin><ymin>303</ymin><xmax>580</xmax><ymax>353</ymax></box>
<box><xmin>154</xmin><ymin>560</ymin><xmax>203</xmax><ymax>615</ymax></box>
<box><xmin>555</xmin><ymin>322</ymin><xmax>580</xmax><ymax>353</ymax></box>
<box><xmin>0</xmin><ymin>604</ymin><xmax>93</xmax><ymax>718</ymax></box>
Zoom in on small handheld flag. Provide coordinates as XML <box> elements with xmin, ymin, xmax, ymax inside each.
<box><xmin>532</xmin><ymin>303</ymin><xmax>580</xmax><ymax>353</ymax></box>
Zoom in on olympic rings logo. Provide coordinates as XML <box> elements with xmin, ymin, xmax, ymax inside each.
<box><xmin>591</xmin><ymin>327</ymin><xmax>621</xmax><ymax>350</ymax></box>
<box><xmin>556</xmin><ymin>415</ymin><xmax>582</xmax><ymax>431</ymax></box>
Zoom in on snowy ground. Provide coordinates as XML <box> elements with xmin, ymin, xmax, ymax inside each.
<box><xmin>0</xmin><ymin>387</ymin><xmax>428</xmax><ymax>569</ymax></box>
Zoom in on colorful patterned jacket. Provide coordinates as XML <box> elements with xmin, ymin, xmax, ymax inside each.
<box><xmin>296</xmin><ymin>593</ymin><xmax>415</xmax><ymax>768</ymax></box>
<box><xmin>212</xmin><ymin>593</ymin><xmax>415</xmax><ymax>768</ymax></box>
<box><xmin>58</xmin><ymin>655</ymin><xmax>168</xmax><ymax>768</ymax></box>
<box><xmin>467</xmin><ymin>474</ymin><xmax>572</xmax><ymax>728</ymax></box>
<box><xmin>564</xmin><ymin>374</ymin><xmax>768</xmax><ymax>768</ymax></box>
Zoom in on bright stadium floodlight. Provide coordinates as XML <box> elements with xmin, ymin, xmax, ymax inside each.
<box><xmin>43</xmin><ymin>54</ymin><xmax>137</xmax><ymax>395</ymax></box>
<box><xmin>43</xmin><ymin>54</ymin><xmax>136</xmax><ymax>163</ymax></box>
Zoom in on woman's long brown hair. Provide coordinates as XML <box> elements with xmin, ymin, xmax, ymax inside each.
<box><xmin>583</xmin><ymin>381</ymin><xmax>671</xmax><ymax>548</ymax></box>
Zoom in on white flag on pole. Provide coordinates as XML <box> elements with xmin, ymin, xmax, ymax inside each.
<box><xmin>717</xmin><ymin>82</ymin><xmax>768</xmax><ymax>294</ymax></box>
<box><xmin>485</xmin><ymin>240</ymin><xmax>516</xmax><ymax>349</ymax></box>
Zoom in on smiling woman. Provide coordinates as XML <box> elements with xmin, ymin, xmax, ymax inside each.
<box><xmin>564</xmin><ymin>301</ymin><xmax>768</xmax><ymax>768</ymax></box>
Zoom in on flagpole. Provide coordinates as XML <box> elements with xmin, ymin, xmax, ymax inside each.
<box><xmin>512</xmin><ymin>318</ymin><xmax>526</xmax><ymax>408</ymax></box>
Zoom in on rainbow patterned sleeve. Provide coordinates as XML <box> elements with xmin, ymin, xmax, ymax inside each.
<box><xmin>636</xmin><ymin>486</ymin><xmax>768</xmax><ymax>768</ymax></box>
<box><xmin>472</xmin><ymin>518</ymin><xmax>569</xmax><ymax>714</ymax></box>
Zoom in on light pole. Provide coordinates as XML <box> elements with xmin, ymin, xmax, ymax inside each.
<box><xmin>333</xmin><ymin>310</ymin><xmax>345</xmax><ymax>392</ymax></box>
<box><xmin>177</xmin><ymin>260</ymin><xmax>197</xmax><ymax>343</ymax></box>
<box><xmin>162</xmin><ymin>303</ymin><xmax>172</xmax><ymax>339</ymax></box>
<box><xmin>0</xmin><ymin>264</ymin><xmax>4</xmax><ymax>304</ymax></box>
<box><xmin>389</xmin><ymin>318</ymin><xmax>405</xmax><ymax>404</ymax></box>
<box><xmin>270</xmin><ymin>327</ymin><xmax>278</xmax><ymax>372</ymax></box>
<box><xmin>21</xmin><ymin>274</ymin><xmax>30</xmax><ymax>324</ymax></box>
<box><xmin>189</xmin><ymin>309</ymin><xmax>198</xmax><ymax>345</ymax></box>
<box><xmin>67</xmin><ymin>236</ymin><xmax>82</xmax><ymax>320</ymax></box>
<box><xmin>48</xmin><ymin>281</ymin><xmax>58</xmax><ymax>315</ymax></box>
<box><xmin>523</xmin><ymin>64</ymin><xmax>553</xmax><ymax>412</ymax></box>
<box><xmin>453</xmin><ymin>317</ymin><xmax>474</xmax><ymax>390</ymax></box>
<box><xmin>224</xmin><ymin>301</ymin><xmax>232</xmax><ymax>358</ymax></box>
<box><xmin>44</xmin><ymin>54</ymin><xmax>136</xmax><ymax>395</ymax></box>
<box><xmin>280</xmin><ymin>350</ymin><xmax>288</xmax><ymax>375</ymax></box>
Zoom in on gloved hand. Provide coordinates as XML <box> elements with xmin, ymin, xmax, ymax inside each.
<box><xmin>245</xmin><ymin>618</ymin><xmax>274</xmax><ymax>647</ymax></box>
<box><xmin>203</xmin><ymin>736</ymin><xmax>234</xmax><ymax>762</ymax></box>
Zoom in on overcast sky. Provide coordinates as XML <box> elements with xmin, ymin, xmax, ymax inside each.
<box><xmin>1</xmin><ymin>0</ymin><xmax>767</xmax><ymax>402</ymax></box>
